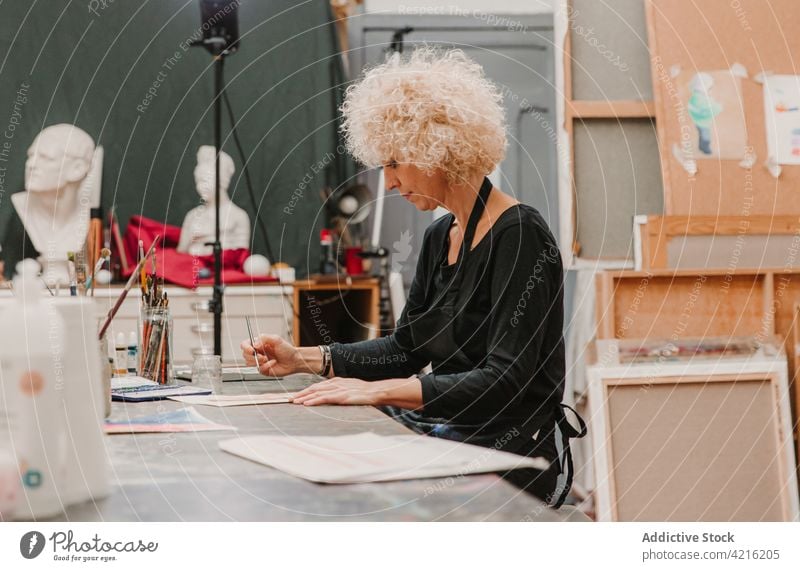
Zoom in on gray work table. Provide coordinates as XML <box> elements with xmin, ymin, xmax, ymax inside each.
<box><xmin>58</xmin><ymin>375</ymin><xmax>584</xmax><ymax>522</ymax></box>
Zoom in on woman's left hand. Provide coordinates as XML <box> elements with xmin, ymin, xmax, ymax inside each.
<box><xmin>291</xmin><ymin>377</ymin><xmax>384</xmax><ymax>406</ymax></box>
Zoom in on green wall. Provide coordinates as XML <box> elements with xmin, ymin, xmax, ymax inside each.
<box><xmin>0</xmin><ymin>0</ymin><xmax>352</xmax><ymax>277</ymax></box>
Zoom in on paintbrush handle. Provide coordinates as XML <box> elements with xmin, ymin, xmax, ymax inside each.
<box><xmin>98</xmin><ymin>236</ymin><xmax>160</xmax><ymax>340</ymax></box>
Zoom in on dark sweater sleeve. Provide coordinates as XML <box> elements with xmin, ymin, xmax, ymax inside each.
<box><xmin>417</xmin><ymin>221</ymin><xmax>562</xmax><ymax>422</ymax></box>
<box><xmin>328</xmin><ymin>227</ymin><xmax>434</xmax><ymax>380</ymax></box>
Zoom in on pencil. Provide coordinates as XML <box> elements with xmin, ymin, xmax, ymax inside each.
<box><xmin>246</xmin><ymin>316</ymin><xmax>258</xmax><ymax>364</ymax></box>
<box><xmin>160</xmin><ymin>322</ymin><xmax>168</xmax><ymax>383</ymax></box>
<box><xmin>138</xmin><ymin>240</ymin><xmax>146</xmax><ymax>295</ymax></box>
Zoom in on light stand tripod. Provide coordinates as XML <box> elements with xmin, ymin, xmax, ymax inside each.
<box><xmin>191</xmin><ymin>34</ymin><xmax>234</xmax><ymax>357</ymax></box>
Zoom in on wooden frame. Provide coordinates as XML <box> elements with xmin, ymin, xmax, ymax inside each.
<box><xmin>791</xmin><ymin>304</ymin><xmax>800</xmax><ymax>465</ymax></box>
<box><xmin>593</xmin><ymin>268</ymin><xmax>795</xmax><ymax>342</ymax></box>
<box><xmin>595</xmin><ymin>267</ymin><xmax>800</xmax><ymax>474</ymax></box>
<box><xmin>569</xmin><ymin>100</ymin><xmax>655</xmax><ymax>119</ymax></box>
<box><xmin>560</xmin><ymin>0</ymin><xmax>578</xmax><ymax>259</ymax></box>
<box><xmin>587</xmin><ymin>359</ymin><xmax>799</xmax><ymax>521</ymax></box>
<box><xmin>595</xmin><ymin>269</ymin><xmax>776</xmax><ymax>340</ymax></box>
<box><xmin>636</xmin><ymin>215</ymin><xmax>800</xmax><ymax>270</ymax></box>
<box><xmin>558</xmin><ymin>0</ymin><xmax>658</xmax><ymax>265</ymax></box>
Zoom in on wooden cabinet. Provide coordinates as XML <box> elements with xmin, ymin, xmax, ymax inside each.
<box><xmin>291</xmin><ymin>277</ymin><xmax>381</xmax><ymax>346</ymax></box>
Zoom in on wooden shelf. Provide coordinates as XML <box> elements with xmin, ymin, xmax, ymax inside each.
<box><xmin>637</xmin><ymin>214</ymin><xmax>800</xmax><ymax>270</ymax></box>
<box><xmin>292</xmin><ymin>276</ymin><xmax>380</xmax><ymax>346</ymax></box>
<box><xmin>569</xmin><ymin>100</ymin><xmax>655</xmax><ymax>119</ymax></box>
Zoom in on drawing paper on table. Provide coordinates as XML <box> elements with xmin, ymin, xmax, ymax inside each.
<box><xmin>173</xmin><ymin>365</ymin><xmax>282</xmax><ymax>382</ymax></box>
<box><xmin>218</xmin><ymin>432</ymin><xmax>548</xmax><ymax>483</ymax></box>
<box><xmin>105</xmin><ymin>407</ymin><xmax>236</xmax><ymax>434</ymax></box>
<box><xmin>223</xmin><ymin>366</ymin><xmax>282</xmax><ymax>381</ymax></box>
<box><xmin>169</xmin><ymin>392</ymin><xmax>294</xmax><ymax>407</ymax></box>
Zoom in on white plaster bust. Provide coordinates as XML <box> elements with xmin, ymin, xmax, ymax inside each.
<box><xmin>177</xmin><ymin>146</ymin><xmax>250</xmax><ymax>256</ymax></box>
<box><xmin>11</xmin><ymin>124</ymin><xmax>95</xmax><ymax>285</ymax></box>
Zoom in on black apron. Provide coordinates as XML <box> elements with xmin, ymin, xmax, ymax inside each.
<box><xmin>400</xmin><ymin>177</ymin><xmax>586</xmax><ymax>508</ymax></box>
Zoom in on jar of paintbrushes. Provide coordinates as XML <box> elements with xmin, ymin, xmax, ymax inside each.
<box><xmin>139</xmin><ymin>301</ymin><xmax>171</xmax><ymax>384</ymax></box>
<box><xmin>138</xmin><ymin>254</ymin><xmax>171</xmax><ymax>384</ymax></box>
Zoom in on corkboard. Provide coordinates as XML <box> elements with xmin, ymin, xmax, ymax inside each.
<box><xmin>646</xmin><ymin>0</ymin><xmax>800</xmax><ymax>216</ymax></box>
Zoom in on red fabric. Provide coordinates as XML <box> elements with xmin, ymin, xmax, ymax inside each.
<box><xmin>122</xmin><ymin>215</ymin><xmax>277</xmax><ymax>289</ymax></box>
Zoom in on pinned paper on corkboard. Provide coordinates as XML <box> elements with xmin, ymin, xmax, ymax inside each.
<box><xmin>674</xmin><ymin>69</ymin><xmax>748</xmax><ymax>162</ymax></box>
<box><xmin>763</xmin><ymin>75</ymin><xmax>800</xmax><ymax>166</ymax></box>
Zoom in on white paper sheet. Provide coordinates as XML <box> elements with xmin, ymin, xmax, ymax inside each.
<box><xmin>219</xmin><ymin>432</ymin><xmax>549</xmax><ymax>483</ymax></box>
<box><xmin>676</xmin><ymin>69</ymin><xmax>748</xmax><ymax>161</ymax></box>
<box><xmin>169</xmin><ymin>392</ymin><xmax>294</xmax><ymax>407</ymax></box>
<box><xmin>764</xmin><ymin>75</ymin><xmax>800</xmax><ymax>165</ymax></box>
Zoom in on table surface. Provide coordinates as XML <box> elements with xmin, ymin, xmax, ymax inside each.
<box><xmin>57</xmin><ymin>375</ymin><xmax>585</xmax><ymax>522</ymax></box>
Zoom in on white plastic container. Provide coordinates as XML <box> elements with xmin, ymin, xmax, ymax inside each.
<box><xmin>0</xmin><ymin>439</ymin><xmax>21</xmax><ymax>520</ymax></box>
<box><xmin>52</xmin><ymin>297</ymin><xmax>110</xmax><ymax>506</ymax></box>
<box><xmin>0</xmin><ymin>260</ymin><xmax>67</xmax><ymax>519</ymax></box>
<box><xmin>0</xmin><ymin>345</ymin><xmax>19</xmax><ymax>520</ymax></box>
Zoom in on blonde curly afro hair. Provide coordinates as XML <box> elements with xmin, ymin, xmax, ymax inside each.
<box><xmin>340</xmin><ymin>47</ymin><xmax>507</xmax><ymax>185</ymax></box>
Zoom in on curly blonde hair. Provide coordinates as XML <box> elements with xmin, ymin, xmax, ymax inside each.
<box><xmin>340</xmin><ymin>47</ymin><xmax>507</xmax><ymax>185</ymax></box>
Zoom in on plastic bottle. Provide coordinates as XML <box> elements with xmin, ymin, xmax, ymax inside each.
<box><xmin>319</xmin><ymin>229</ymin><xmax>337</xmax><ymax>275</ymax></box>
<box><xmin>114</xmin><ymin>332</ymin><xmax>128</xmax><ymax>376</ymax></box>
<box><xmin>127</xmin><ymin>332</ymin><xmax>138</xmax><ymax>375</ymax></box>
<box><xmin>0</xmin><ymin>259</ymin><xmax>66</xmax><ymax>519</ymax></box>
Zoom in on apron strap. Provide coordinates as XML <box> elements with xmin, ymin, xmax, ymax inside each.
<box><xmin>438</xmin><ymin>177</ymin><xmax>493</xmax><ymax>303</ymax></box>
<box><xmin>457</xmin><ymin>176</ymin><xmax>494</xmax><ymax>266</ymax></box>
<box><xmin>551</xmin><ymin>403</ymin><xmax>587</xmax><ymax>509</ymax></box>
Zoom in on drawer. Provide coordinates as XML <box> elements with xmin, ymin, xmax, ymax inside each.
<box><xmin>87</xmin><ymin>286</ymin><xmax>293</xmax><ymax>363</ymax></box>
<box><xmin>220</xmin><ymin>293</ymin><xmax>291</xmax><ymax>318</ymax></box>
<box><xmin>163</xmin><ymin>292</ymin><xmax>290</xmax><ymax>319</ymax></box>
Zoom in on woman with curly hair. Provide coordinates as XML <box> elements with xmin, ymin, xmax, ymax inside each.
<box><xmin>242</xmin><ymin>47</ymin><xmax>584</xmax><ymax>507</ymax></box>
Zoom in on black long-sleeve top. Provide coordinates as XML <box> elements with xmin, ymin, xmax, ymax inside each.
<box><xmin>329</xmin><ymin>204</ymin><xmax>565</xmax><ymax>454</ymax></box>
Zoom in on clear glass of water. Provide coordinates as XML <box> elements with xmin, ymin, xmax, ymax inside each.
<box><xmin>191</xmin><ymin>355</ymin><xmax>223</xmax><ymax>394</ymax></box>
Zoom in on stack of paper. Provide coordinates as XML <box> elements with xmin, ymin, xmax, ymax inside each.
<box><xmin>219</xmin><ymin>432</ymin><xmax>549</xmax><ymax>483</ymax></box>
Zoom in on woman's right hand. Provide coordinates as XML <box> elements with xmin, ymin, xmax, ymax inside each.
<box><xmin>241</xmin><ymin>334</ymin><xmax>302</xmax><ymax>377</ymax></box>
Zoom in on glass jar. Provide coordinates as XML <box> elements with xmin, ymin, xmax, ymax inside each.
<box><xmin>139</xmin><ymin>306</ymin><xmax>173</xmax><ymax>384</ymax></box>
